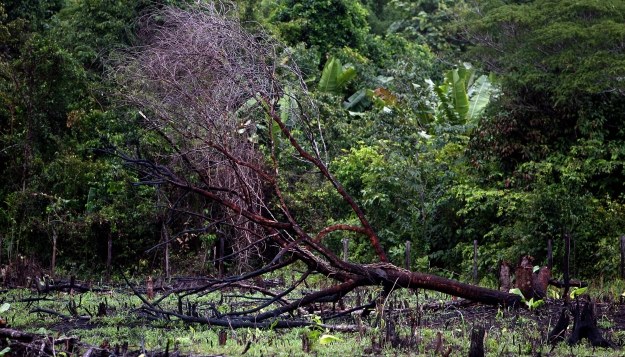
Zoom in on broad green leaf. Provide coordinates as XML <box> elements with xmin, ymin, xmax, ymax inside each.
<box><xmin>0</xmin><ymin>303</ymin><xmax>9</xmax><ymax>313</ymax></box>
<box><xmin>343</xmin><ymin>88</ymin><xmax>373</xmax><ymax>111</ymax></box>
<box><xmin>337</xmin><ymin>66</ymin><xmax>356</xmax><ymax>88</ymax></box>
<box><xmin>318</xmin><ymin>334</ymin><xmax>342</xmax><ymax>345</ymax></box>
<box><xmin>433</xmin><ymin>83</ymin><xmax>456</xmax><ymax>123</ymax></box>
<box><xmin>278</xmin><ymin>90</ymin><xmax>297</xmax><ymax>124</ymax></box>
<box><xmin>467</xmin><ymin>75</ymin><xmax>495</xmax><ymax>124</ymax></box>
<box><xmin>570</xmin><ymin>286</ymin><xmax>588</xmax><ymax>299</ymax></box>
<box><xmin>318</xmin><ymin>57</ymin><xmax>342</xmax><ymax>93</ymax></box>
<box><xmin>508</xmin><ymin>288</ymin><xmax>525</xmax><ymax>300</ymax></box>
<box><xmin>319</xmin><ymin>57</ymin><xmax>356</xmax><ymax>94</ymax></box>
<box><xmin>448</xmin><ymin>69</ymin><xmax>470</xmax><ymax>120</ymax></box>
<box><xmin>529</xmin><ymin>298</ymin><xmax>545</xmax><ymax>310</ymax></box>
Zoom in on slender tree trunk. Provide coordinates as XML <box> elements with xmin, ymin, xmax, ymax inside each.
<box><xmin>106</xmin><ymin>228</ymin><xmax>112</xmax><ymax>282</ymax></box>
<box><xmin>218</xmin><ymin>235</ymin><xmax>225</xmax><ymax>278</ymax></box>
<box><xmin>162</xmin><ymin>221</ymin><xmax>170</xmax><ymax>280</ymax></box>
<box><xmin>50</xmin><ymin>227</ymin><xmax>57</xmax><ymax>278</ymax></box>
<box><xmin>0</xmin><ymin>234</ymin><xmax>4</xmax><ymax>266</ymax></box>
<box><xmin>563</xmin><ymin>231</ymin><xmax>571</xmax><ymax>303</ymax></box>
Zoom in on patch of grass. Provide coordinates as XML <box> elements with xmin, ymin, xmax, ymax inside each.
<box><xmin>2</xmin><ymin>277</ymin><xmax>625</xmax><ymax>356</ymax></box>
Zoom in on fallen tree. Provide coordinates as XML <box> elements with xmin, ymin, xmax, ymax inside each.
<box><xmin>111</xmin><ymin>2</ymin><xmax>522</xmax><ymax>328</ymax></box>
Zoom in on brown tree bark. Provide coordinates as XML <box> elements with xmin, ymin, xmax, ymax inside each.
<box><xmin>514</xmin><ymin>255</ymin><xmax>534</xmax><ymax>298</ymax></box>
<box><xmin>498</xmin><ymin>260</ymin><xmax>511</xmax><ymax>292</ymax></box>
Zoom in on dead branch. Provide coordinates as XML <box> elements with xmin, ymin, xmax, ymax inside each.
<box><xmin>111</xmin><ymin>2</ymin><xmax>522</xmax><ymax>329</ymax></box>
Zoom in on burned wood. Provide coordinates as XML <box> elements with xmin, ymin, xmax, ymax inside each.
<box><xmin>0</xmin><ymin>327</ymin><xmax>37</xmax><ymax>342</ymax></box>
<box><xmin>532</xmin><ymin>266</ymin><xmax>550</xmax><ymax>299</ymax></box>
<box><xmin>325</xmin><ymin>299</ymin><xmax>378</xmax><ymax>321</ymax></box>
<box><xmin>468</xmin><ymin>325</ymin><xmax>485</xmax><ymax>357</ymax></box>
<box><xmin>507</xmin><ymin>255</ymin><xmax>552</xmax><ymax>299</ymax></box>
<box><xmin>548</xmin><ymin>308</ymin><xmax>569</xmax><ymax>345</ymax></box>
<box><xmin>30</xmin><ymin>307</ymin><xmax>72</xmax><ymax>320</ymax></box>
<box><xmin>563</xmin><ymin>232</ymin><xmax>571</xmax><ymax>303</ymax></box>
<box><xmin>568</xmin><ymin>299</ymin><xmax>614</xmax><ymax>348</ymax></box>
<box><xmin>0</xmin><ymin>328</ymin><xmax>81</xmax><ymax>356</ymax></box>
<box><xmin>225</xmin><ymin>271</ymin><xmax>311</xmax><ymax>317</ymax></box>
<box><xmin>34</xmin><ymin>282</ymin><xmax>100</xmax><ymax>294</ymax></box>
<box><xmin>140</xmin><ymin>304</ymin><xmax>360</xmax><ymax>331</ymax></box>
<box><xmin>514</xmin><ymin>255</ymin><xmax>534</xmax><ymax>299</ymax></box>
<box><xmin>97</xmin><ymin>301</ymin><xmax>107</xmax><ymax>317</ymax></box>
<box><xmin>548</xmin><ymin>279</ymin><xmax>587</xmax><ymax>288</ymax></box>
<box><xmin>218</xmin><ymin>329</ymin><xmax>227</xmax><ymax>346</ymax></box>
<box><xmin>420</xmin><ymin>298</ymin><xmax>476</xmax><ymax>312</ymax></box>
<box><xmin>0</xmin><ymin>326</ymin><xmax>232</xmax><ymax>357</ymax></box>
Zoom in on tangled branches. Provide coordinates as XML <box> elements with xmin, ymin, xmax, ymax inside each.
<box><xmin>114</xmin><ymin>3</ymin><xmax>281</xmax><ymax>269</ymax></box>
<box><xmin>113</xmin><ymin>2</ymin><xmax>521</xmax><ymax>328</ymax></box>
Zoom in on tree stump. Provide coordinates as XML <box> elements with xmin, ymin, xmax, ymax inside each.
<box><xmin>218</xmin><ymin>329</ymin><xmax>227</xmax><ymax>346</ymax></box>
<box><xmin>515</xmin><ymin>256</ymin><xmax>534</xmax><ymax>298</ymax></box>
<box><xmin>468</xmin><ymin>325</ymin><xmax>485</xmax><ymax>357</ymax></box>
<box><xmin>568</xmin><ymin>299</ymin><xmax>614</xmax><ymax>347</ymax></box>
<box><xmin>498</xmin><ymin>260</ymin><xmax>512</xmax><ymax>292</ymax></box>
<box><xmin>513</xmin><ymin>255</ymin><xmax>550</xmax><ymax>299</ymax></box>
<box><xmin>532</xmin><ymin>266</ymin><xmax>550</xmax><ymax>299</ymax></box>
<box><xmin>301</xmin><ymin>333</ymin><xmax>311</xmax><ymax>353</ymax></box>
<box><xmin>548</xmin><ymin>308</ymin><xmax>569</xmax><ymax>344</ymax></box>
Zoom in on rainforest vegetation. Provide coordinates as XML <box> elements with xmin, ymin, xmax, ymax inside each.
<box><xmin>2</xmin><ymin>0</ymin><xmax>624</xmax><ymax>282</ymax></box>
<box><xmin>1</xmin><ymin>0</ymin><xmax>625</xmax><ymax>354</ymax></box>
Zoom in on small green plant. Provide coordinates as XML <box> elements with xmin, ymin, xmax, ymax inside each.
<box><xmin>509</xmin><ymin>288</ymin><xmax>545</xmax><ymax>310</ymax></box>
<box><xmin>547</xmin><ymin>286</ymin><xmax>561</xmax><ymax>300</ymax></box>
<box><xmin>305</xmin><ymin>315</ymin><xmax>343</xmax><ymax>350</ymax></box>
<box><xmin>318</xmin><ymin>334</ymin><xmax>342</xmax><ymax>345</ymax></box>
<box><xmin>569</xmin><ymin>286</ymin><xmax>588</xmax><ymax>299</ymax></box>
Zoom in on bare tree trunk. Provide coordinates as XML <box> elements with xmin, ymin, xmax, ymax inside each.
<box><xmin>50</xmin><ymin>227</ymin><xmax>57</xmax><ymax>278</ymax></box>
<box><xmin>563</xmin><ymin>231</ymin><xmax>571</xmax><ymax>303</ymax></box>
<box><xmin>106</xmin><ymin>229</ymin><xmax>112</xmax><ymax>282</ymax></box>
<box><xmin>161</xmin><ymin>221</ymin><xmax>170</xmax><ymax>280</ymax></box>
<box><xmin>218</xmin><ymin>235</ymin><xmax>225</xmax><ymax>278</ymax></box>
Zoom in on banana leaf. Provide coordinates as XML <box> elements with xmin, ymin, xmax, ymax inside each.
<box><xmin>319</xmin><ymin>57</ymin><xmax>356</xmax><ymax>94</ymax></box>
<box><xmin>467</xmin><ymin>74</ymin><xmax>495</xmax><ymax>124</ymax></box>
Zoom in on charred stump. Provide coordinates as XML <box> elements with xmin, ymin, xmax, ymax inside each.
<box><xmin>218</xmin><ymin>329</ymin><xmax>227</xmax><ymax>346</ymax></box>
<box><xmin>513</xmin><ymin>256</ymin><xmax>550</xmax><ymax>299</ymax></box>
<box><xmin>532</xmin><ymin>266</ymin><xmax>550</xmax><ymax>299</ymax></box>
<box><xmin>468</xmin><ymin>325</ymin><xmax>485</xmax><ymax>357</ymax></box>
<box><xmin>548</xmin><ymin>308</ymin><xmax>569</xmax><ymax>345</ymax></box>
<box><xmin>515</xmin><ymin>256</ymin><xmax>534</xmax><ymax>298</ymax></box>
<box><xmin>568</xmin><ymin>299</ymin><xmax>614</xmax><ymax>348</ymax></box>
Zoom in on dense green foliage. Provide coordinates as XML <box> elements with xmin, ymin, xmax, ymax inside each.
<box><xmin>1</xmin><ymin>0</ymin><xmax>624</xmax><ymax>282</ymax></box>
<box><xmin>271</xmin><ymin>0</ymin><xmax>370</xmax><ymax>58</ymax></box>
<box><xmin>0</xmin><ymin>0</ymin><xmax>162</xmax><ymax>273</ymax></box>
